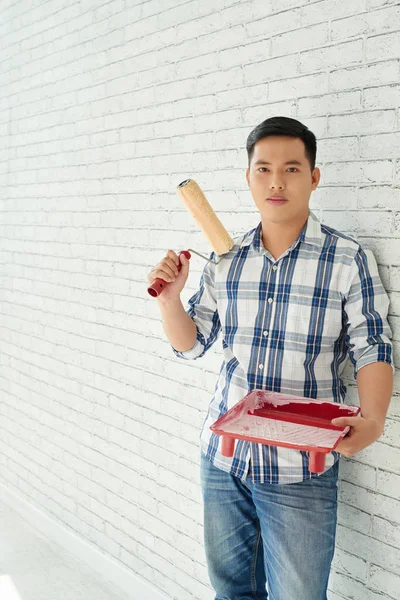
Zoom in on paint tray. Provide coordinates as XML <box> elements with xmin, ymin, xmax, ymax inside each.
<box><xmin>210</xmin><ymin>390</ymin><xmax>360</xmax><ymax>473</ymax></box>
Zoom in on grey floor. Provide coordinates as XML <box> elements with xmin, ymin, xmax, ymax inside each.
<box><xmin>0</xmin><ymin>500</ymin><xmax>127</xmax><ymax>600</ymax></box>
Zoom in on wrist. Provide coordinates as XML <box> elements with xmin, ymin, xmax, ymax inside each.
<box><xmin>363</xmin><ymin>415</ymin><xmax>385</xmax><ymax>435</ymax></box>
<box><xmin>157</xmin><ymin>295</ymin><xmax>183</xmax><ymax>310</ymax></box>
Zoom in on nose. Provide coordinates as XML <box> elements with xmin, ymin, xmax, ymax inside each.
<box><xmin>270</xmin><ymin>179</ymin><xmax>285</xmax><ymax>191</ymax></box>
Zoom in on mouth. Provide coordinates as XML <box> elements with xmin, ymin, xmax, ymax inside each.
<box><xmin>267</xmin><ymin>196</ymin><xmax>288</xmax><ymax>205</ymax></box>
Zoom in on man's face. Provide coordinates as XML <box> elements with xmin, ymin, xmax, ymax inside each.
<box><xmin>245</xmin><ymin>136</ymin><xmax>320</xmax><ymax>224</ymax></box>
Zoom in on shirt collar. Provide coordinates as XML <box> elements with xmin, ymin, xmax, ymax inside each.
<box><xmin>239</xmin><ymin>210</ymin><xmax>323</xmax><ymax>252</ymax></box>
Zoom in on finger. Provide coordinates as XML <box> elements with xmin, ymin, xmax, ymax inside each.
<box><xmin>152</xmin><ymin>268</ymin><xmax>177</xmax><ymax>283</ymax></box>
<box><xmin>147</xmin><ymin>268</ymin><xmax>161</xmax><ymax>283</ymax></box>
<box><xmin>335</xmin><ymin>441</ymin><xmax>354</xmax><ymax>456</ymax></box>
<box><xmin>163</xmin><ymin>257</ymin><xmax>179</xmax><ymax>275</ymax></box>
<box><xmin>148</xmin><ymin>264</ymin><xmax>176</xmax><ymax>282</ymax></box>
<box><xmin>156</xmin><ymin>258</ymin><xmax>179</xmax><ymax>278</ymax></box>
<box><xmin>166</xmin><ymin>249</ymin><xmax>180</xmax><ymax>267</ymax></box>
<box><xmin>159</xmin><ymin>263</ymin><xmax>178</xmax><ymax>280</ymax></box>
<box><xmin>342</xmin><ymin>446</ymin><xmax>357</xmax><ymax>457</ymax></box>
<box><xmin>331</xmin><ymin>417</ymin><xmax>360</xmax><ymax>427</ymax></box>
<box><xmin>338</xmin><ymin>447</ymin><xmax>355</xmax><ymax>457</ymax></box>
<box><xmin>179</xmin><ymin>253</ymin><xmax>190</xmax><ymax>271</ymax></box>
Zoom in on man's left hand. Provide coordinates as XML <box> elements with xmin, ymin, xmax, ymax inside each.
<box><xmin>331</xmin><ymin>416</ymin><xmax>384</xmax><ymax>457</ymax></box>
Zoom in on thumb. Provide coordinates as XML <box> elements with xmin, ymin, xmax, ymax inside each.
<box><xmin>179</xmin><ymin>253</ymin><xmax>190</xmax><ymax>275</ymax></box>
<box><xmin>331</xmin><ymin>416</ymin><xmax>360</xmax><ymax>427</ymax></box>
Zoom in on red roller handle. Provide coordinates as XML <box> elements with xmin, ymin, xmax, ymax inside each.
<box><xmin>147</xmin><ymin>250</ymin><xmax>191</xmax><ymax>298</ymax></box>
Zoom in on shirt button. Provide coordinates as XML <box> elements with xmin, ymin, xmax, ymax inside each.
<box><xmin>268</xmin><ymin>298</ymin><xmax>273</xmax><ymax>304</ymax></box>
<box><xmin>263</xmin><ymin>331</ymin><xmax>269</xmax><ymax>337</ymax></box>
<box><xmin>272</xmin><ymin>265</ymin><xmax>278</xmax><ymax>271</ymax></box>
<box><xmin>259</xmin><ymin>364</ymin><xmax>264</xmax><ymax>370</ymax></box>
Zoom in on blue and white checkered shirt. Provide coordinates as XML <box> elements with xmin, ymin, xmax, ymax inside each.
<box><xmin>172</xmin><ymin>210</ymin><xmax>394</xmax><ymax>484</ymax></box>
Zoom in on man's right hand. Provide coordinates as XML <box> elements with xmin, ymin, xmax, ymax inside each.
<box><xmin>147</xmin><ymin>250</ymin><xmax>190</xmax><ymax>303</ymax></box>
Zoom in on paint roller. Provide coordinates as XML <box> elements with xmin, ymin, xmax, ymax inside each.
<box><xmin>147</xmin><ymin>179</ymin><xmax>234</xmax><ymax>298</ymax></box>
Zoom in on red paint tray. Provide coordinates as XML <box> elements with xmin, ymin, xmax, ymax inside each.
<box><xmin>210</xmin><ymin>390</ymin><xmax>360</xmax><ymax>473</ymax></box>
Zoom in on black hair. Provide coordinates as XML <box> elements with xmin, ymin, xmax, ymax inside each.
<box><xmin>246</xmin><ymin>116</ymin><xmax>317</xmax><ymax>170</ymax></box>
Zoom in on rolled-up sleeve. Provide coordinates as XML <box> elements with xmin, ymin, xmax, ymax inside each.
<box><xmin>343</xmin><ymin>246</ymin><xmax>395</xmax><ymax>379</ymax></box>
<box><xmin>172</xmin><ymin>252</ymin><xmax>221</xmax><ymax>360</ymax></box>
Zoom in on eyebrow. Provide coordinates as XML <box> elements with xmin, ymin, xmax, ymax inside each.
<box><xmin>253</xmin><ymin>159</ymin><xmax>303</xmax><ymax>166</ymax></box>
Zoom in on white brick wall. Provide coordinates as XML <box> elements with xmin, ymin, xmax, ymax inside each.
<box><xmin>0</xmin><ymin>1</ymin><xmax>399</xmax><ymax>599</ymax></box>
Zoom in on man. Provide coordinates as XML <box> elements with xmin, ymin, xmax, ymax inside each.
<box><xmin>147</xmin><ymin>116</ymin><xmax>394</xmax><ymax>600</ymax></box>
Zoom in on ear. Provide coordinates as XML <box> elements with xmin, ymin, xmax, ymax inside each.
<box><xmin>311</xmin><ymin>167</ymin><xmax>320</xmax><ymax>190</ymax></box>
<box><xmin>246</xmin><ymin>167</ymin><xmax>250</xmax><ymax>187</ymax></box>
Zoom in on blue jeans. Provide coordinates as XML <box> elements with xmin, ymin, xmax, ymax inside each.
<box><xmin>200</xmin><ymin>451</ymin><xmax>339</xmax><ymax>600</ymax></box>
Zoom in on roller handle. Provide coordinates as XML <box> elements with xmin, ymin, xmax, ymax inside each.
<box><xmin>147</xmin><ymin>250</ymin><xmax>191</xmax><ymax>298</ymax></box>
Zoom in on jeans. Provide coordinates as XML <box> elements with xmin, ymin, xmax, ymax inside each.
<box><xmin>200</xmin><ymin>451</ymin><xmax>339</xmax><ymax>600</ymax></box>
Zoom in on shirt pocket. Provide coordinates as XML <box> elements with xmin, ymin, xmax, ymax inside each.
<box><xmin>287</xmin><ymin>286</ymin><xmax>344</xmax><ymax>347</ymax></box>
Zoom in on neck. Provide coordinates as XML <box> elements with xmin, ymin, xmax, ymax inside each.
<box><xmin>261</xmin><ymin>212</ymin><xmax>309</xmax><ymax>259</ymax></box>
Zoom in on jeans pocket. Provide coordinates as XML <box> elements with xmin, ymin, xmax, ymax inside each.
<box><xmin>316</xmin><ymin>459</ymin><xmax>339</xmax><ymax>486</ymax></box>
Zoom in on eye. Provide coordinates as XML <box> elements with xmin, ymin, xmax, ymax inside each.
<box><xmin>257</xmin><ymin>167</ymin><xmax>299</xmax><ymax>173</ymax></box>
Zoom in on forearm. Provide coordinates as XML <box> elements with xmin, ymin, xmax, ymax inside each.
<box><xmin>157</xmin><ymin>297</ymin><xmax>197</xmax><ymax>352</ymax></box>
<box><xmin>356</xmin><ymin>362</ymin><xmax>393</xmax><ymax>431</ymax></box>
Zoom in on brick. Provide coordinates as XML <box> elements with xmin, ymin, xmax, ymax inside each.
<box><xmin>337</xmin><ymin>501</ymin><xmax>372</xmax><ymax>534</ymax></box>
<box><xmin>379</xmin><ymin>418</ymin><xmax>400</xmax><ymax>447</ymax></box>
<box><xmin>300</xmin><ymin>40</ymin><xmax>363</xmax><ymax>73</ymax></box>
<box><xmin>332</xmin><ymin>5</ymin><xmax>400</xmax><ymax>40</ymax></box>
<box><xmin>341</xmin><ymin>480</ymin><xmax>400</xmax><ymax>524</ymax></box>
<box><xmin>198</xmin><ymin>24</ymin><xmax>247</xmax><ymax>54</ymax></box>
<box><xmin>324</xmin><ymin>160</ymin><xmax>392</xmax><ymax>185</ymax></box>
<box><xmin>331</xmin><ymin>61</ymin><xmax>399</xmax><ymax>91</ymax></box>
<box><xmin>330</xmin><ymin>571</ymin><xmax>389</xmax><ymax>600</ymax></box>
<box><xmin>248</xmin><ymin>5</ymin><xmax>302</xmax><ymax>36</ymax></box>
<box><xmin>328</xmin><ymin>110</ymin><xmax>395</xmax><ymax>136</ymax></box>
<box><xmin>195</xmin><ymin>109</ymin><xmax>241</xmax><ymax>133</ymax></box>
<box><xmin>269</xmin><ymin>73</ymin><xmax>328</xmax><ymax>103</ymax></box>
<box><xmin>337</xmin><ymin>524</ymin><xmax>400</xmax><ymax>573</ymax></box>
<box><xmin>196</xmin><ymin>65</ymin><xmax>243</xmax><ymax>93</ymax></box>
<box><xmin>332</xmin><ymin>547</ymin><xmax>368</xmax><ymax>581</ymax></box>
<box><xmin>272</xmin><ymin>23</ymin><xmax>329</xmax><ymax>56</ymax></box>
<box><xmin>176</xmin><ymin>52</ymin><xmax>218</xmax><ymax>79</ymax></box>
<box><xmin>317</xmin><ymin>137</ymin><xmax>359</xmax><ymax>162</ymax></box>
<box><xmin>369</xmin><ymin>563</ymin><xmax>400</xmax><ymax>599</ymax></box>
<box><xmin>159</xmin><ymin>3</ymin><xmax>197</xmax><ymax>30</ymax></box>
<box><xmin>300</xmin><ymin>0</ymin><xmax>367</xmax><ymax>22</ymax></box>
<box><xmin>372</xmin><ymin>515</ymin><xmax>400</xmax><ymax>548</ymax></box>
<box><xmin>297</xmin><ymin>91</ymin><xmax>361</xmax><ymax>117</ymax></box>
<box><xmin>358</xmin><ymin>186</ymin><xmax>400</xmax><ymax>210</ymax></box>
<box><xmin>243</xmin><ymin>54</ymin><xmax>300</xmax><ymax>85</ymax></box>
<box><xmin>320</xmin><ymin>210</ymin><xmax>392</xmax><ymax>237</ymax></box>
<box><xmin>219</xmin><ymin>39</ymin><xmax>271</xmax><ymax>70</ymax></box>
<box><xmin>339</xmin><ymin>458</ymin><xmax>377</xmax><ymax>489</ymax></box>
<box><xmin>364</xmin><ymin>84</ymin><xmax>400</xmax><ymax>109</ymax></box>
<box><xmin>176</xmin><ymin>13</ymin><xmax>221</xmax><ymax>44</ymax></box>
<box><xmin>219</xmin><ymin>84</ymin><xmax>263</xmax><ymax>111</ymax></box>
<box><xmin>243</xmin><ymin>101</ymin><xmax>297</xmax><ymax>128</ymax></box>
<box><xmin>366</xmin><ymin>31</ymin><xmax>400</xmax><ymax>61</ymax></box>
<box><xmin>356</xmin><ymin>440</ymin><xmax>400</xmax><ymax>474</ymax></box>
<box><xmin>220</xmin><ymin>1</ymin><xmax>254</xmax><ymax>27</ymax></box>
<box><xmin>313</xmin><ymin>186</ymin><xmax>358</xmax><ymax>210</ymax></box>
<box><xmin>367</xmin><ymin>0</ymin><xmax>398</xmax><ymax>7</ymax></box>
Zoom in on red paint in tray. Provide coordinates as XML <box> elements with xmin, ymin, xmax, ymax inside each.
<box><xmin>210</xmin><ymin>390</ymin><xmax>360</xmax><ymax>473</ymax></box>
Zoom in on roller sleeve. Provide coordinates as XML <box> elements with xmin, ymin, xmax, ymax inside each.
<box><xmin>176</xmin><ymin>179</ymin><xmax>234</xmax><ymax>256</ymax></box>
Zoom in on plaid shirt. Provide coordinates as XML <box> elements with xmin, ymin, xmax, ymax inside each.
<box><xmin>172</xmin><ymin>210</ymin><xmax>394</xmax><ymax>484</ymax></box>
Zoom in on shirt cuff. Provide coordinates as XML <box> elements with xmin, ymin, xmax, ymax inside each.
<box><xmin>171</xmin><ymin>338</ymin><xmax>204</xmax><ymax>360</ymax></box>
<box><xmin>354</xmin><ymin>344</ymin><xmax>395</xmax><ymax>377</ymax></box>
